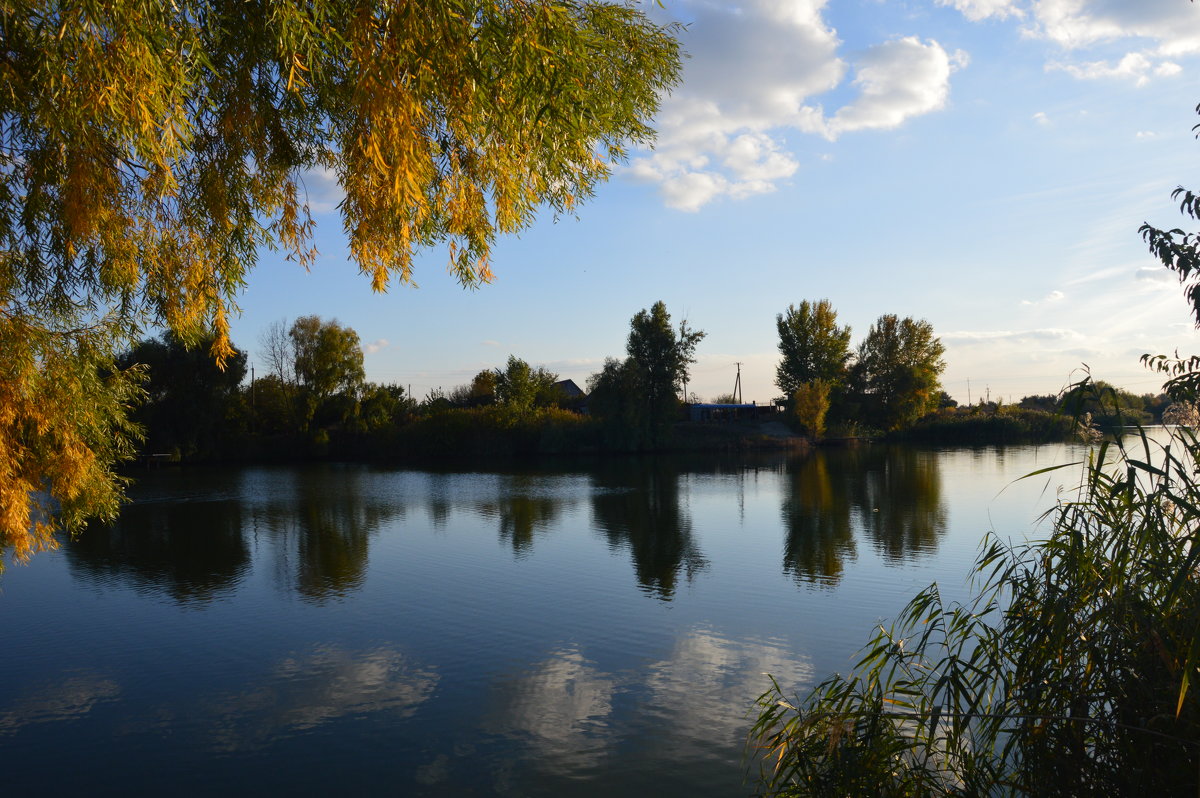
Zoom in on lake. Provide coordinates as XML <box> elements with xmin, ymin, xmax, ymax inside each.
<box><xmin>0</xmin><ymin>442</ymin><xmax>1090</xmax><ymax>795</ymax></box>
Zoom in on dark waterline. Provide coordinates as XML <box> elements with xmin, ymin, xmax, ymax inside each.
<box><xmin>0</xmin><ymin>444</ymin><xmax>1084</xmax><ymax>796</ymax></box>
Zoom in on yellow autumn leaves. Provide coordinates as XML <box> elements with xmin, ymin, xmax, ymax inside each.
<box><xmin>0</xmin><ymin>0</ymin><xmax>680</xmax><ymax>561</ymax></box>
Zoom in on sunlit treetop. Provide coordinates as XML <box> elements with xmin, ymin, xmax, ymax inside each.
<box><xmin>0</xmin><ymin>0</ymin><xmax>681</xmax><ymax>562</ymax></box>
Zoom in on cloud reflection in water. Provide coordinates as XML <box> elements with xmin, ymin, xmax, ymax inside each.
<box><xmin>208</xmin><ymin>645</ymin><xmax>438</xmax><ymax>752</ymax></box>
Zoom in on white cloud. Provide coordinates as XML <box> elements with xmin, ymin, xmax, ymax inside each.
<box><xmin>364</xmin><ymin>338</ymin><xmax>389</xmax><ymax>354</ymax></box>
<box><xmin>1052</xmin><ymin>51</ymin><xmax>1158</xmax><ymax>86</ymax></box>
<box><xmin>943</xmin><ymin>328</ymin><xmax>1081</xmax><ymax>343</ymax></box>
<box><xmin>830</xmin><ymin>38</ymin><xmax>962</xmax><ymax>136</ymax></box>
<box><xmin>480</xmin><ymin>339</ymin><xmax>501</xmax><ymax>348</ymax></box>
<box><xmin>631</xmin><ymin>1</ymin><xmax>959</xmax><ymax>211</ymax></box>
<box><xmin>298</xmin><ymin>165</ymin><xmax>343</xmax><ymax>215</ymax></box>
<box><xmin>1032</xmin><ymin>111</ymin><xmax>1050</xmax><ymax>125</ymax></box>
<box><xmin>659</xmin><ymin>171</ymin><xmax>732</xmax><ymax>213</ymax></box>
<box><xmin>1026</xmin><ymin>0</ymin><xmax>1200</xmax><ymax>56</ymax></box>
<box><xmin>937</xmin><ymin>0</ymin><xmax>1023</xmax><ymax>22</ymax></box>
<box><xmin>1020</xmin><ymin>289</ymin><xmax>1065</xmax><ymax>306</ymax></box>
<box><xmin>1136</xmin><ymin>130</ymin><xmax>1157</xmax><ymax>139</ymax></box>
<box><xmin>1137</xmin><ymin>265</ymin><xmax>1174</xmax><ymax>283</ymax></box>
<box><xmin>937</xmin><ymin>1</ymin><xmax>1199</xmax><ymax>85</ymax></box>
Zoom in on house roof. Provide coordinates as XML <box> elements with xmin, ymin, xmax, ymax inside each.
<box><xmin>554</xmin><ymin>379</ymin><xmax>586</xmax><ymax>398</ymax></box>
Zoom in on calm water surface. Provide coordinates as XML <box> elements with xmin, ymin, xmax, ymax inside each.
<box><xmin>1</xmin><ymin>444</ymin><xmax>1089</xmax><ymax>795</ymax></box>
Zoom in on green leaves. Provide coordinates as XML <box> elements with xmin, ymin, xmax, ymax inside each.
<box><xmin>853</xmin><ymin>314</ymin><xmax>946</xmax><ymax>432</ymax></box>
<box><xmin>775</xmin><ymin>300</ymin><xmax>852</xmax><ymax>397</ymax></box>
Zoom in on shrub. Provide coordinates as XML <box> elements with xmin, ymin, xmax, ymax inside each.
<box><xmin>792</xmin><ymin>380</ymin><xmax>831</xmax><ymax>439</ymax></box>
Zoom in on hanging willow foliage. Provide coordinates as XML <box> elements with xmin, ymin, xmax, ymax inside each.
<box><xmin>0</xmin><ymin>0</ymin><xmax>681</xmax><ymax>561</ymax></box>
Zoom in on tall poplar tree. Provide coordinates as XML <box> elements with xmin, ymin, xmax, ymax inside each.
<box><xmin>775</xmin><ymin>300</ymin><xmax>852</xmax><ymax>396</ymax></box>
<box><xmin>626</xmin><ymin>301</ymin><xmax>705</xmax><ymax>445</ymax></box>
<box><xmin>0</xmin><ymin>1</ymin><xmax>681</xmax><ymax>559</ymax></box>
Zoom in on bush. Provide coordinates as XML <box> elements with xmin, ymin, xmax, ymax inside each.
<box><xmin>792</xmin><ymin>380</ymin><xmax>831</xmax><ymax>439</ymax></box>
<box><xmin>897</xmin><ymin>406</ymin><xmax>1077</xmax><ymax>444</ymax></box>
<box><xmin>751</xmin><ymin>427</ymin><xmax>1200</xmax><ymax>795</ymax></box>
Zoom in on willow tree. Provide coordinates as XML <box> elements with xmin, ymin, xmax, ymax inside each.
<box><xmin>0</xmin><ymin>1</ymin><xmax>681</xmax><ymax>561</ymax></box>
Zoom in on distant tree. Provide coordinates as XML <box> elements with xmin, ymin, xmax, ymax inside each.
<box><xmin>775</xmin><ymin>300</ymin><xmax>853</xmax><ymax>397</ymax></box>
<box><xmin>1143</xmin><ymin>392</ymin><xmax>1172</xmax><ymax>423</ymax></box>
<box><xmin>851</xmin><ymin>315</ymin><xmax>946</xmax><ymax>431</ymax></box>
<box><xmin>626</xmin><ymin>301</ymin><xmax>705</xmax><ymax>442</ymax></box>
<box><xmin>587</xmin><ymin>303</ymin><xmax>704</xmax><ymax>448</ymax></box>
<box><xmin>1018</xmin><ymin>393</ymin><xmax>1060</xmax><ymax>414</ymax></box>
<box><xmin>471</xmin><ymin>370</ymin><xmax>499</xmax><ymax>405</ymax></box>
<box><xmin>250</xmin><ymin>374</ymin><xmax>297</xmax><ymax>435</ymax></box>
<box><xmin>448</xmin><ymin>368</ymin><xmax>504</xmax><ymax>408</ymax></box>
<box><xmin>493</xmin><ymin>356</ymin><xmax>559</xmax><ymax>416</ymax></box>
<box><xmin>289</xmin><ymin>316</ymin><xmax>365</xmax><ymax>428</ymax></box>
<box><xmin>711</xmin><ymin>393</ymin><xmax>740</xmax><ymax>404</ymax></box>
<box><xmin>358</xmin><ymin>383</ymin><xmax>414</xmax><ymax>430</ymax></box>
<box><xmin>118</xmin><ymin>332</ymin><xmax>248</xmax><ymax>458</ymax></box>
<box><xmin>446</xmin><ymin>383</ymin><xmax>475</xmax><ymax>408</ymax></box>
<box><xmin>260</xmin><ymin>319</ymin><xmax>296</xmax><ymax>386</ymax></box>
<box><xmin>587</xmin><ymin>357</ymin><xmax>644</xmax><ymax>448</ymax></box>
<box><xmin>1061</xmin><ymin>380</ymin><xmax>1152</xmax><ymax>427</ymax></box>
<box><xmin>422</xmin><ymin>387</ymin><xmax>451</xmax><ymax>414</ymax></box>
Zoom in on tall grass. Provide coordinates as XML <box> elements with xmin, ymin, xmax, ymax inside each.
<box><xmin>750</xmin><ymin>424</ymin><xmax>1200</xmax><ymax>795</ymax></box>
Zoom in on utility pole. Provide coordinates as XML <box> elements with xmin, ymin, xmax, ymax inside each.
<box><xmin>733</xmin><ymin>362</ymin><xmax>743</xmax><ymax>404</ymax></box>
<box><xmin>967</xmin><ymin>379</ymin><xmax>971</xmax><ymax>407</ymax></box>
<box><xmin>250</xmin><ymin>364</ymin><xmax>255</xmax><ymax>433</ymax></box>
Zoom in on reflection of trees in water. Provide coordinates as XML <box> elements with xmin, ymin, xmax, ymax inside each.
<box><xmin>781</xmin><ymin>446</ymin><xmax>947</xmax><ymax>583</ymax></box>
<box><xmin>67</xmin><ymin>490</ymin><xmax>249</xmax><ymax>605</ymax></box>
<box><xmin>252</xmin><ymin>467</ymin><xmax>403</xmax><ymax>603</ymax></box>
<box><xmin>477</xmin><ymin>476</ymin><xmax>561</xmax><ymax>557</ymax></box>
<box><xmin>781</xmin><ymin>453</ymin><xmax>856</xmax><ymax>586</ymax></box>
<box><xmin>855</xmin><ymin>446</ymin><xmax>946</xmax><ymax>560</ymax></box>
<box><xmin>591</xmin><ymin>458</ymin><xmax>707</xmax><ymax>600</ymax></box>
<box><xmin>426</xmin><ymin>496</ymin><xmax>451</xmax><ymax>530</ymax></box>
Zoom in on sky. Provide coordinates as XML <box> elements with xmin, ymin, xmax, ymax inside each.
<box><xmin>231</xmin><ymin>0</ymin><xmax>1200</xmax><ymax>406</ymax></box>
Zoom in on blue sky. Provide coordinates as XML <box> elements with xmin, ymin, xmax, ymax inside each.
<box><xmin>231</xmin><ymin>0</ymin><xmax>1200</xmax><ymax>405</ymax></box>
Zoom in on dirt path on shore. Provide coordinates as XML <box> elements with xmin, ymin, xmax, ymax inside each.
<box><xmin>756</xmin><ymin>420</ymin><xmax>801</xmax><ymax>439</ymax></box>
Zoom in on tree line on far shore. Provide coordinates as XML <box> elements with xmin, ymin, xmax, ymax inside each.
<box><xmin>117</xmin><ymin>300</ymin><xmax>1176</xmax><ymax>463</ymax></box>
<box><xmin>117</xmin><ymin>300</ymin><xmax>699</xmax><ymax>461</ymax></box>
<box><xmin>772</xmin><ymin>299</ymin><xmax>1180</xmax><ymax>443</ymax></box>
